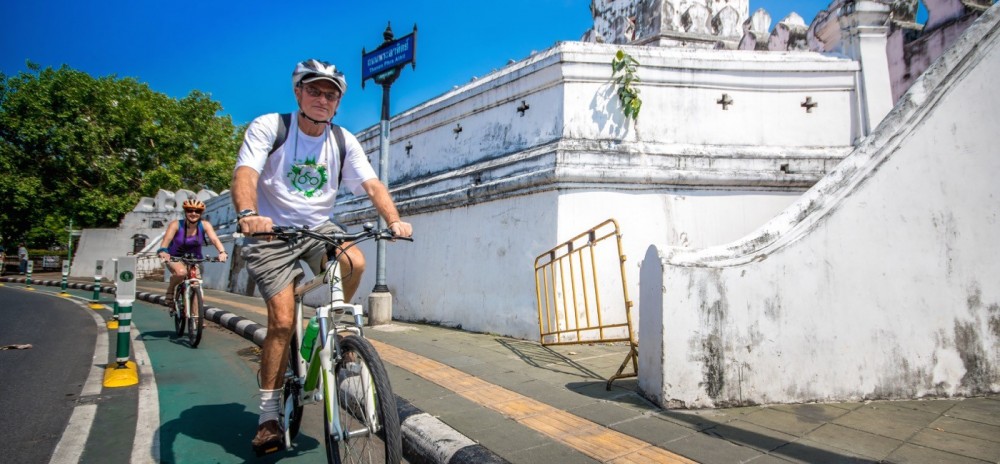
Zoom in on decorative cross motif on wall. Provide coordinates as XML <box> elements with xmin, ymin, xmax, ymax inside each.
<box><xmin>801</xmin><ymin>96</ymin><xmax>818</xmax><ymax>113</ymax></box>
<box><xmin>717</xmin><ymin>93</ymin><xmax>734</xmax><ymax>110</ymax></box>
<box><xmin>453</xmin><ymin>123</ymin><xmax>463</xmax><ymax>138</ymax></box>
<box><xmin>517</xmin><ymin>100</ymin><xmax>530</xmax><ymax>116</ymax></box>
<box><xmin>405</xmin><ymin>141</ymin><xmax>413</xmax><ymax>155</ymax></box>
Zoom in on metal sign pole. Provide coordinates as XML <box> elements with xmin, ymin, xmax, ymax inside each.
<box><xmin>362</xmin><ymin>22</ymin><xmax>416</xmax><ymax>325</ymax></box>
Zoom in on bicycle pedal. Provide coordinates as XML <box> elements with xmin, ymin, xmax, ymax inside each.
<box><xmin>253</xmin><ymin>441</ymin><xmax>286</xmax><ymax>457</ymax></box>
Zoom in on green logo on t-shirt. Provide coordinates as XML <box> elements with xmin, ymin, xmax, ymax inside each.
<box><xmin>288</xmin><ymin>158</ymin><xmax>328</xmax><ymax>198</ymax></box>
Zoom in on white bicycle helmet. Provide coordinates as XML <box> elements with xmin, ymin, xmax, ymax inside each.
<box><xmin>292</xmin><ymin>59</ymin><xmax>347</xmax><ymax>95</ymax></box>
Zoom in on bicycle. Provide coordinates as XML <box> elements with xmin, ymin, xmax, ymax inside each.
<box><xmin>251</xmin><ymin>223</ymin><xmax>409</xmax><ymax>463</ymax></box>
<box><xmin>168</xmin><ymin>255</ymin><xmax>219</xmax><ymax>348</ymax></box>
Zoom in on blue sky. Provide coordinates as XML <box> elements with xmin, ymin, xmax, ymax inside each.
<box><xmin>3</xmin><ymin>1</ymin><xmax>836</xmax><ymax>133</ymax></box>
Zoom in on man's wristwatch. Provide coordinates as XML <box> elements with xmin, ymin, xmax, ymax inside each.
<box><xmin>237</xmin><ymin>209</ymin><xmax>257</xmax><ymax>219</ymax></box>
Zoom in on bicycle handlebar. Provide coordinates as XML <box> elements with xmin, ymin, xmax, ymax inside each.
<box><xmin>168</xmin><ymin>255</ymin><xmax>222</xmax><ymax>265</ymax></box>
<box><xmin>250</xmin><ymin>222</ymin><xmax>414</xmax><ymax>246</ymax></box>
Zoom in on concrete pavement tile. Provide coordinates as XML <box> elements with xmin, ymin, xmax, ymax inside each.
<box><xmin>567</xmin><ymin>380</ymin><xmax>640</xmax><ymax>402</ymax></box>
<box><xmin>767</xmin><ymin>439</ymin><xmax>879</xmax><ymax>464</ymax></box>
<box><xmin>744</xmin><ymin>454</ymin><xmax>798</xmax><ymax>463</ymax></box>
<box><xmin>382</xmin><ymin>363</ymin><xmax>453</xmax><ymax>402</ymax></box>
<box><xmin>435</xmin><ymin>404</ymin><xmax>515</xmax><ymax>435</ymax></box>
<box><xmin>658</xmin><ymin>409</ymin><xmax>741</xmax><ymax>431</ymax></box>
<box><xmin>505</xmin><ymin>379</ymin><xmax>602</xmax><ymax>411</ymax></box>
<box><xmin>410</xmin><ymin>392</ymin><xmax>488</xmax><ymax>420</ymax></box>
<box><xmin>945</xmin><ymin>397</ymin><xmax>1000</xmax><ymax>427</ymax></box>
<box><xmin>700</xmin><ymin>419</ymin><xmax>798</xmax><ymax>453</ymax></box>
<box><xmin>608</xmin><ymin>414</ymin><xmax>697</xmax><ymax>446</ymax></box>
<box><xmin>929</xmin><ymin>415</ymin><xmax>1000</xmax><ymax>443</ymax></box>
<box><xmin>467</xmin><ymin>420</ymin><xmax>556</xmax><ymax>455</ymax></box>
<box><xmin>891</xmin><ymin>398</ymin><xmax>963</xmax><ymax>415</ymax></box>
<box><xmin>740</xmin><ymin>408</ymin><xmax>826</xmax><ymax>437</ymax></box>
<box><xmin>907</xmin><ymin>428</ymin><xmax>1000</xmax><ymax>462</ymax></box>
<box><xmin>770</xmin><ymin>403</ymin><xmax>852</xmax><ymax>423</ymax></box>
<box><xmin>506</xmin><ymin>443</ymin><xmax>601</xmax><ymax>464</ymax></box>
<box><xmin>436</xmin><ymin>354</ymin><xmax>492</xmax><ymax>369</ymax></box>
<box><xmin>832</xmin><ymin>404</ymin><xmax>938</xmax><ymax>441</ymax></box>
<box><xmin>566</xmin><ymin>401</ymin><xmax>647</xmax><ymax>426</ymax></box>
<box><xmin>462</xmin><ymin>365</ymin><xmax>538</xmax><ymax>387</ymax></box>
<box><xmin>884</xmin><ymin>443</ymin><xmax>993</xmax><ymax>464</ymax></box>
<box><xmin>827</xmin><ymin>401</ymin><xmax>868</xmax><ymax>411</ymax></box>
<box><xmin>530</xmin><ymin>367</ymin><xmax>603</xmax><ymax>385</ymax></box>
<box><xmin>801</xmin><ymin>423</ymin><xmax>901</xmax><ymax>460</ymax></box>
<box><xmin>664</xmin><ymin>429</ymin><xmax>766</xmax><ymax>463</ymax></box>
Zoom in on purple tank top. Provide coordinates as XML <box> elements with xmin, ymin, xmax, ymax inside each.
<box><xmin>167</xmin><ymin>220</ymin><xmax>205</xmax><ymax>258</ymax></box>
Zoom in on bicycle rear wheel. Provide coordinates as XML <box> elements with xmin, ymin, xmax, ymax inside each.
<box><xmin>187</xmin><ymin>290</ymin><xmax>205</xmax><ymax>347</ymax></box>
<box><xmin>323</xmin><ymin>335</ymin><xmax>402</xmax><ymax>464</ymax></box>
<box><xmin>173</xmin><ymin>287</ymin><xmax>186</xmax><ymax>336</ymax></box>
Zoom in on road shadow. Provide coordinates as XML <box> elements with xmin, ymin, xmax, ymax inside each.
<box><xmin>156</xmin><ymin>402</ymin><xmax>320</xmax><ymax>463</ymax></box>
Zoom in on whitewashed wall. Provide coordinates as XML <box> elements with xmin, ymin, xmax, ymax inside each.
<box><xmin>327</xmin><ymin>41</ymin><xmax>860</xmax><ymax>340</ymax></box>
<box><xmin>639</xmin><ymin>6</ymin><xmax>1000</xmax><ymax>407</ymax></box>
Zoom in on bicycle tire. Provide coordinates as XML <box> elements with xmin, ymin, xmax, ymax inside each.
<box><xmin>323</xmin><ymin>335</ymin><xmax>402</xmax><ymax>464</ymax></box>
<box><xmin>173</xmin><ymin>286</ymin><xmax>186</xmax><ymax>336</ymax></box>
<box><xmin>187</xmin><ymin>290</ymin><xmax>205</xmax><ymax>348</ymax></box>
<box><xmin>283</xmin><ymin>334</ymin><xmax>304</xmax><ymax>442</ymax></box>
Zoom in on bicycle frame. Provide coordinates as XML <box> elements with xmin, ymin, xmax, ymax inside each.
<box><xmin>178</xmin><ymin>263</ymin><xmax>203</xmax><ymax>320</ymax></box>
<box><xmin>283</xmin><ymin>257</ymin><xmax>369</xmax><ymax>447</ymax></box>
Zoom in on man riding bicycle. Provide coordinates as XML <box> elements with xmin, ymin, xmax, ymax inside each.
<box><xmin>156</xmin><ymin>198</ymin><xmax>228</xmax><ymax>311</ymax></box>
<box><xmin>231</xmin><ymin>58</ymin><xmax>413</xmax><ymax>454</ymax></box>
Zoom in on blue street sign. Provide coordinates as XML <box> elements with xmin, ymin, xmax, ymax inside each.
<box><xmin>362</xmin><ymin>32</ymin><xmax>416</xmax><ymax>83</ymax></box>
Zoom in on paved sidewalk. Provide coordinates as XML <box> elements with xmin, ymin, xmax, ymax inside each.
<box><xmin>12</xmin><ymin>274</ymin><xmax>1000</xmax><ymax>463</ymax></box>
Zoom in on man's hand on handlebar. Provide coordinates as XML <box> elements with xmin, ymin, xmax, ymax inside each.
<box><xmin>388</xmin><ymin>220</ymin><xmax>413</xmax><ymax>239</ymax></box>
<box><xmin>239</xmin><ymin>215</ymin><xmax>275</xmax><ymax>241</ymax></box>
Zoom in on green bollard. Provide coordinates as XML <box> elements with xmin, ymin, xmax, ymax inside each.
<box><xmin>108</xmin><ymin>259</ymin><xmax>120</xmax><ymax>330</ymax></box>
<box><xmin>104</xmin><ymin>257</ymin><xmax>137</xmax><ymax>387</ymax></box>
<box><xmin>89</xmin><ymin>260</ymin><xmax>104</xmax><ymax>310</ymax></box>
<box><xmin>59</xmin><ymin>260</ymin><xmax>70</xmax><ymax>297</ymax></box>
<box><xmin>25</xmin><ymin>261</ymin><xmax>34</xmax><ymax>290</ymax></box>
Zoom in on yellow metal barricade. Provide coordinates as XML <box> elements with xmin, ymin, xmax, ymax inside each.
<box><xmin>534</xmin><ymin>218</ymin><xmax>637</xmax><ymax>389</ymax></box>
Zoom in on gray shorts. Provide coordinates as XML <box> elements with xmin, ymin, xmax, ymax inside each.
<box><xmin>242</xmin><ymin>221</ymin><xmax>344</xmax><ymax>301</ymax></box>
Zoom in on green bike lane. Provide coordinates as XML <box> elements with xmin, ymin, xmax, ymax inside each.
<box><xmin>10</xmin><ymin>282</ymin><xmax>330</xmax><ymax>464</ymax></box>
<box><xmin>129</xmin><ymin>290</ymin><xmax>334</xmax><ymax>463</ymax></box>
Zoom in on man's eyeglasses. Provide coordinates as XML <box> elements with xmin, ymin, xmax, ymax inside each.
<box><xmin>184</xmin><ymin>209</ymin><xmax>202</xmax><ymax>214</ymax></box>
<box><xmin>302</xmin><ymin>85</ymin><xmax>341</xmax><ymax>102</ymax></box>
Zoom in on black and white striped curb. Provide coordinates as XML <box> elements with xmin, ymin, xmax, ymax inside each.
<box><xmin>1</xmin><ymin>276</ymin><xmax>509</xmax><ymax>464</ymax></box>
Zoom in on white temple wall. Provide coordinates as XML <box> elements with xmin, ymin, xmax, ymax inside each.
<box><xmin>638</xmin><ymin>5</ymin><xmax>1000</xmax><ymax>407</ymax></box>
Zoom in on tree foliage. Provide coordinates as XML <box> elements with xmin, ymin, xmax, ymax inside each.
<box><xmin>0</xmin><ymin>62</ymin><xmax>242</xmax><ymax>248</ymax></box>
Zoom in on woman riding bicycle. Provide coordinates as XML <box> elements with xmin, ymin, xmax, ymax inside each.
<box><xmin>157</xmin><ymin>198</ymin><xmax>228</xmax><ymax>309</ymax></box>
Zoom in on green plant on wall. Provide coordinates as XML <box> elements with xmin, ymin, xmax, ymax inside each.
<box><xmin>612</xmin><ymin>49</ymin><xmax>642</xmax><ymax>120</ymax></box>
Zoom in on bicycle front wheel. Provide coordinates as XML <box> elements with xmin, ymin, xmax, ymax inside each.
<box><xmin>187</xmin><ymin>290</ymin><xmax>205</xmax><ymax>348</ymax></box>
<box><xmin>173</xmin><ymin>287</ymin><xmax>186</xmax><ymax>336</ymax></box>
<box><xmin>322</xmin><ymin>335</ymin><xmax>402</xmax><ymax>464</ymax></box>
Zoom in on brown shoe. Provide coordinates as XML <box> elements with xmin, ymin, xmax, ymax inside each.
<box><xmin>251</xmin><ymin>420</ymin><xmax>284</xmax><ymax>456</ymax></box>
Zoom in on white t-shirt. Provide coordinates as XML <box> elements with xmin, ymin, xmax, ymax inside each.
<box><xmin>235</xmin><ymin>113</ymin><xmax>377</xmax><ymax>228</ymax></box>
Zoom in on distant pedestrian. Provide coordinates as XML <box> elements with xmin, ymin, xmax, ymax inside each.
<box><xmin>17</xmin><ymin>243</ymin><xmax>28</xmax><ymax>274</ymax></box>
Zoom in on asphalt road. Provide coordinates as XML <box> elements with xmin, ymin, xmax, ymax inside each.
<box><xmin>0</xmin><ymin>286</ymin><xmax>97</xmax><ymax>464</ymax></box>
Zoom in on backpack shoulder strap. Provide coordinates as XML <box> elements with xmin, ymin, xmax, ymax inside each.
<box><xmin>198</xmin><ymin>220</ymin><xmax>209</xmax><ymax>246</ymax></box>
<box><xmin>329</xmin><ymin>123</ymin><xmax>347</xmax><ymax>184</ymax></box>
<box><xmin>268</xmin><ymin>113</ymin><xmax>293</xmax><ymax>156</ymax></box>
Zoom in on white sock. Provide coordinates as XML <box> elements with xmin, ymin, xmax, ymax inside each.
<box><xmin>259</xmin><ymin>389</ymin><xmax>281</xmax><ymax>424</ymax></box>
